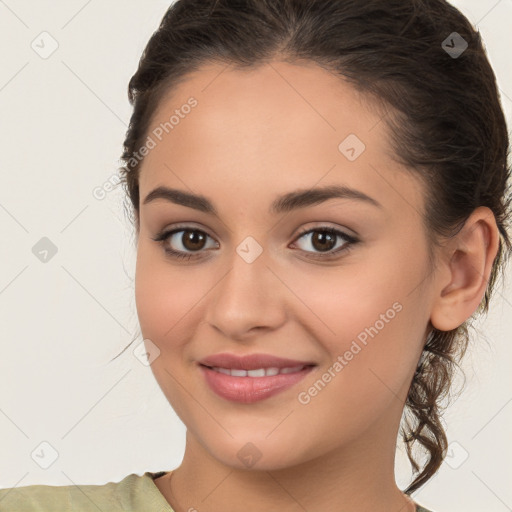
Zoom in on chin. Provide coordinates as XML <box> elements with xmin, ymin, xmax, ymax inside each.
<box><xmin>201</xmin><ymin>434</ymin><xmax>308</xmax><ymax>472</ymax></box>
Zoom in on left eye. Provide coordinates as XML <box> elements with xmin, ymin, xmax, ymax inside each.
<box><xmin>152</xmin><ymin>226</ymin><xmax>358</xmax><ymax>260</ymax></box>
<box><xmin>291</xmin><ymin>227</ymin><xmax>357</xmax><ymax>257</ymax></box>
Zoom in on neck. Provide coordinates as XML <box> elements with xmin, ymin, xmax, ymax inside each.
<box><xmin>155</xmin><ymin>420</ymin><xmax>416</xmax><ymax>512</ymax></box>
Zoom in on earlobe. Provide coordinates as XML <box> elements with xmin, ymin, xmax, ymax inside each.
<box><xmin>430</xmin><ymin>207</ymin><xmax>499</xmax><ymax>332</ymax></box>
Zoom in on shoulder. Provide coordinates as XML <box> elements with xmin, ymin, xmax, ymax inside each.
<box><xmin>0</xmin><ymin>471</ymin><xmax>173</xmax><ymax>512</ymax></box>
<box><xmin>0</xmin><ymin>481</ymin><xmax>70</xmax><ymax>512</ymax></box>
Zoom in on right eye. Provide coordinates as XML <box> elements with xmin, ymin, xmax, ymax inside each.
<box><xmin>152</xmin><ymin>227</ymin><xmax>219</xmax><ymax>260</ymax></box>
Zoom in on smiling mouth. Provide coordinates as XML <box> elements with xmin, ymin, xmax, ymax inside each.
<box><xmin>200</xmin><ymin>363</ymin><xmax>316</xmax><ymax>377</ymax></box>
<box><xmin>199</xmin><ymin>363</ymin><xmax>317</xmax><ymax>403</ymax></box>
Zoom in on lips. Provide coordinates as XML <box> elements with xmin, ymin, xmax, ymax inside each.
<box><xmin>208</xmin><ymin>365</ymin><xmax>308</xmax><ymax>377</ymax></box>
<box><xmin>198</xmin><ymin>352</ymin><xmax>317</xmax><ymax>371</ymax></box>
<box><xmin>197</xmin><ymin>352</ymin><xmax>318</xmax><ymax>403</ymax></box>
<box><xmin>199</xmin><ymin>365</ymin><xmax>316</xmax><ymax>403</ymax></box>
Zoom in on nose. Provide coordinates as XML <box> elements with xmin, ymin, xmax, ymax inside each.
<box><xmin>203</xmin><ymin>245</ymin><xmax>287</xmax><ymax>341</ymax></box>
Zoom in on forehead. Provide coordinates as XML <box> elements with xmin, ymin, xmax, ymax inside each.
<box><xmin>138</xmin><ymin>60</ymin><xmax>424</xmax><ymax>216</ymax></box>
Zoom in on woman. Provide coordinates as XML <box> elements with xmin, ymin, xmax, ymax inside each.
<box><xmin>1</xmin><ymin>0</ymin><xmax>510</xmax><ymax>511</ymax></box>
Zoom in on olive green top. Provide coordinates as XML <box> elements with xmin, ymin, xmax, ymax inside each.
<box><xmin>0</xmin><ymin>471</ymin><xmax>435</xmax><ymax>511</ymax></box>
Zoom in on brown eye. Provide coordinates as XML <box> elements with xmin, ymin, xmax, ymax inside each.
<box><xmin>292</xmin><ymin>227</ymin><xmax>358</xmax><ymax>258</ymax></box>
<box><xmin>152</xmin><ymin>227</ymin><xmax>218</xmax><ymax>260</ymax></box>
<box><xmin>181</xmin><ymin>230</ymin><xmax>208</xmax><ymax>251</ymax></box>
<box><xmin>152</xmin><ymin>224</ymin><xmax>358</xmax><ymax>262</ymax></box>
<box><xmin>309</xmin><ymin>231</ymin><xmax>337</xmax><ymax>252</ymax></box>
<box><xmin>164</xmin><ymin>228</ymin><xmax>217</xmax><ymax>253</ymax></box>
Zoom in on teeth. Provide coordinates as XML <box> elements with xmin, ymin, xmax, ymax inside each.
<box><xmin>210</xmin><ymin>365</ymin><xmax>306</xmax><ymax>377</ymax></box>
<box><xmin>247</xmin><ymin>368</ymin><xmax>266</xmax><ymax>377</ymax></box>
<box><xmin>280</xmin><ymin>365</ymin><xmax>304</xmax><ymax>374</ymax></box>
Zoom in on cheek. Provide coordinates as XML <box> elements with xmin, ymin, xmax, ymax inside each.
<box><xmin>134</xmin><ymin>242</ymin><xmax>201</xmax><ymax>343</ymax></box>
<box><xmin>287</xmin><ymin>246</ymin><xmax>426</xmax><ymax>392</ymax></box>
<box><xmin>287</xmin><ymin>260</ymin><xmax>405</xmax><ymax>346</ymax></box>
<box><xmin>134</xmin><ymin>244</ymin><xmax>202</xmax><ymax>418</ymax></box>
<box><xmin>295</xmin><ymin>235</ymin><xmax>427</xmax><ymax>335</ymax></box>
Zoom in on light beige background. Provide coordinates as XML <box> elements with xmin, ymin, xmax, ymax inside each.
<box><xmin>0</xmin><ymin>1</ymin><xmax>510</xmax><ymax>511</ymax></box>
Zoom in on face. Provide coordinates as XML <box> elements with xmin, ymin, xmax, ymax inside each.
<box><xmin>134</xmin><ymin>60</ymin><xmax>437</xmax><ymax>470</ymax></box>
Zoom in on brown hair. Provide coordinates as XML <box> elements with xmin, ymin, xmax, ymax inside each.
<box><xmin>116</xmin><ymin>0</ymin><xmax>512</xmax><ymax>495</ymax></box>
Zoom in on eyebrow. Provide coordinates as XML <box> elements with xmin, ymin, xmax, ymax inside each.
<box><xmin>142</xmin><ymin>184</ymin><xmax>382</xmax><ymax>215</ymax></box>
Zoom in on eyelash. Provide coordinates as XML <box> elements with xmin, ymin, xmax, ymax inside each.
<box><xmin>151</xmin><ymin>225</ymin><xmax>359</xmax><ymax>262</ymax></box>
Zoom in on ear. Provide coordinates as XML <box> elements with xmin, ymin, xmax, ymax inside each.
<box><xmin>430</xmin><ymin>206</ymin><xmax>500</xmax><ymax>331</ymax></box>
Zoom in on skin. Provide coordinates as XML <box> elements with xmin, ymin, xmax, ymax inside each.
<box><xmin>133</xmin><ymin>60</ymin><xmax>499</xmax><ymax>512</ymax></box>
